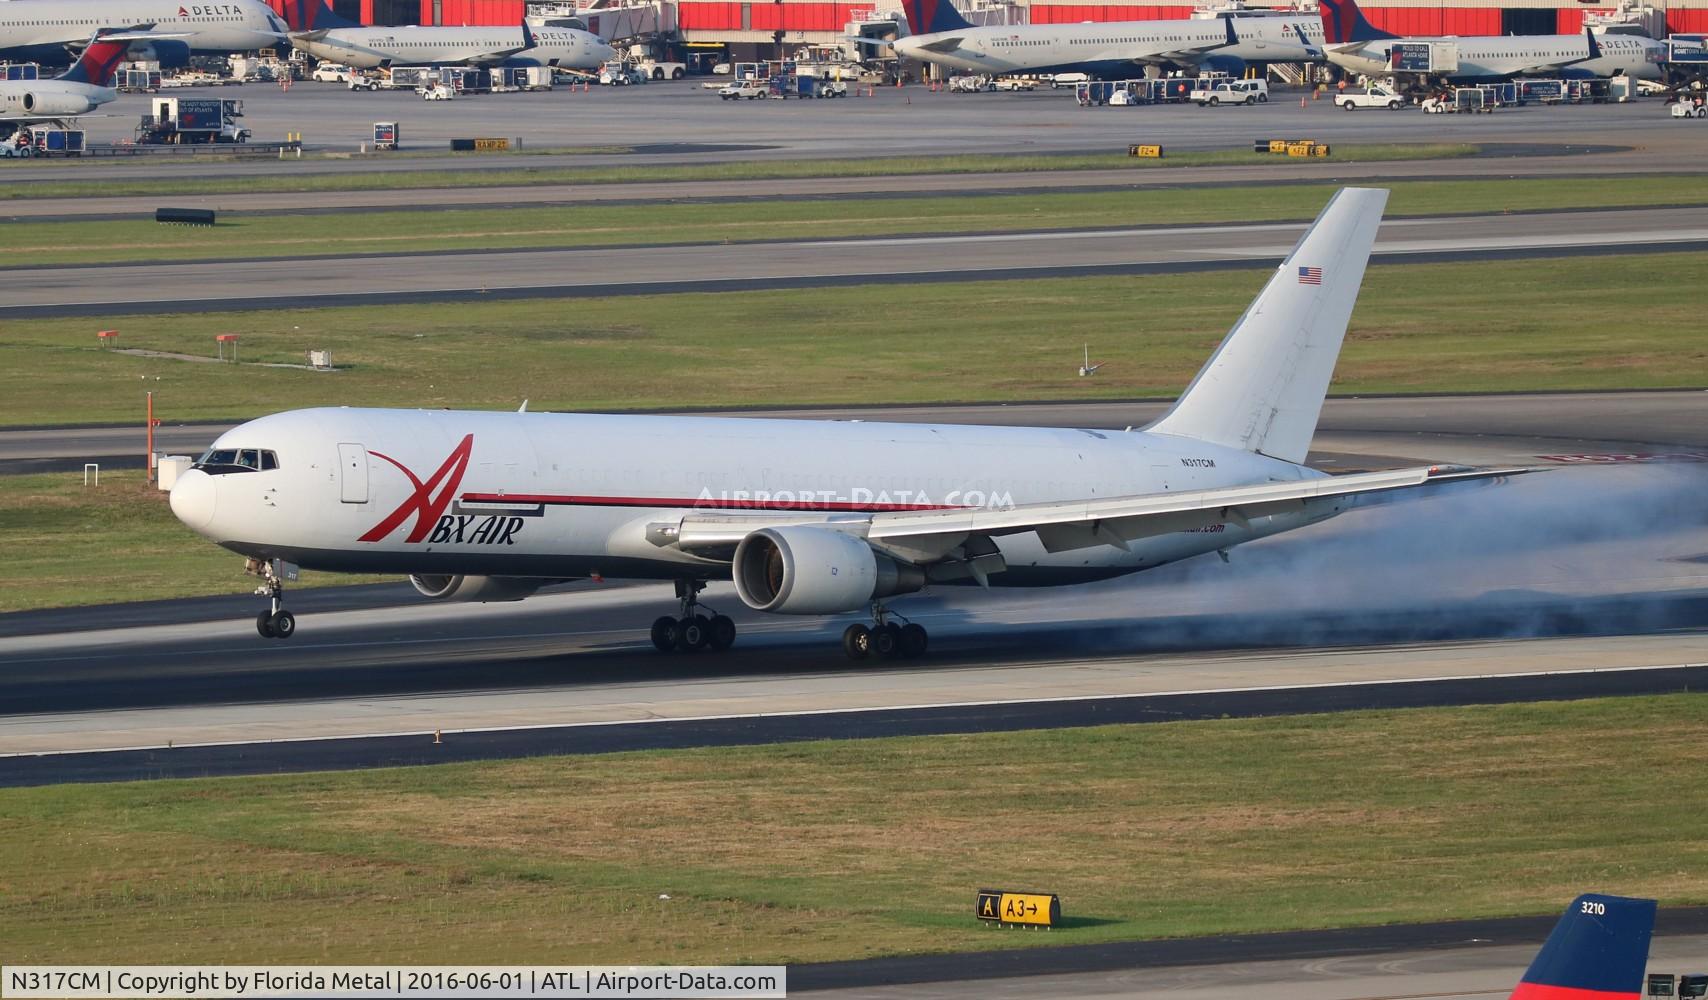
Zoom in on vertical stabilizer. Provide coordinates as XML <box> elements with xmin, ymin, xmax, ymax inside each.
<box><xmin>1147</xmin><ymin>187</ymin><xmax>1388</xmax><ymax>466</ymax></box>
<box><xmin>280</xmin><ymin>0</ymin><xmax>359</xmax><ymax>32</ymax></box>
<box><xmin>1509</xmin><ymin>893</ymin><xmax>1656</xmax><ymax>999</ymax></box>
<box><xmin>898</xmin><ymin>0</ymin><xmax>972</xmax><ymax>35</ymax></box>
<box><xmin>1319</xmin><ymin>0</ymin><xmax>1398</xmax><ymax>44</ymax></box>
<box><xmin>59</xmin><ymin>33</ymin><xmax>134</xmax><ymax>86</ymax></box>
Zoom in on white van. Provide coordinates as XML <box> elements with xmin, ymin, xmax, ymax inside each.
<box><xmin>1190</xmin><ymin>78</ymin><xmax>1269</xmax><ymax>106</ymax></box>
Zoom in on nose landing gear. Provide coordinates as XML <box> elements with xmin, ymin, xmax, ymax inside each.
<box><xmin>251</xmin><ymin>559</ymin><xmax>296</xmax><ymax>640</ymax></box>
<box><xmin>842</xmin><ymin>603</ymin><xmax>927</xmax><ymax>661</ymax></box>
<box><xmin>651</xmin><ymin>579</ymin><xmax>736</xmax><ymax>653</ymax></box>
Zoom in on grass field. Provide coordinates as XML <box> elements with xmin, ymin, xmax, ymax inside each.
<box><xmin>4</xmin><ymin>254</ymin><xmax>1705</xmax><ymax>429</ymax></box>
<box><xmin>2</xmin><ymin>694</ymin><xmax>1704</xmax><ymax>964</ymax></box>
<box><xmin>0</xmin><ymin>471</ymin><xmax>384</xmax><ymax>613</ymax></box>
<box><xmin>11</xmin><ymin>175</ymin><xmax>1708</xmax><ymax>267</ymax></box>
<box><xmin>0</xmin><ymin>144</ymin><xmax>1476</xmax><ymax>201</ymax></box>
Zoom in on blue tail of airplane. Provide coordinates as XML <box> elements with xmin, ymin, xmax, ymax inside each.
<box><xmin>280</xmin><ymin>0</ymin><xmax>359</xmax><ymax>32</ymax></box>
<box><xmin>1509</xmin><ymin>893</ymin><xmax>1657</xmax><ymax>1000</ymax></box>
<box><xmin>1319</xmin><ymin>0</ymin><xmax>1396</xmax><ymax>44</ymax></box>
<box><xmin>59</xmin><ymin>32</ymin><xmax>134</xmax><ymax>86</ymax></box>
<box><xmin>899</xmin><ymin>0</ymin><xmax>971</xmax><ymax>35</ymax></box>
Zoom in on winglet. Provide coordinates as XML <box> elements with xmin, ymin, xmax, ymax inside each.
<box><xmin>1584</xmin><ymin>26</ymin><xmax>1603</xmax><ymax>60</ymax></box>
<box><xmin>1509</xmin><ymin>893</ymin><xmax>1656</xmax><ymax>999</ymax></box>
<box><xmin>1147</xmin><ymin>187</ymin><xmax>1389</xmax><ymax>466</ymax></box>
<box><xmin>521</xmin><ymin>18</ymin><xmax>537</xmax><ymax>49</ymax></box>
<box><xmin>1222</xmin><ymin>15</ymin><xmax>1239</xmax><ymax>47</ymax></box>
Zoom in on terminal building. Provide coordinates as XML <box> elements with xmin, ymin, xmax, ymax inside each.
<box><xmin>303</xmin><ymin>0</ymin><xmax>1708</xmax><ymax>62</ymax></box>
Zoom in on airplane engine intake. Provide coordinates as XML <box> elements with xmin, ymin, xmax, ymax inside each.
<box><xmin>21</xmin><ymin>92</ymin><xmax>95</xmax><ymax>115</ymax></box>
<box><xmin>409</xmin><ymin>574</ymin><xmax>543</xmax><ymax>602</ymax></box>
<box><xmin>733</xmin><ymin>525</ymin><xmax>923</xmax><ymax>615</ymax></box>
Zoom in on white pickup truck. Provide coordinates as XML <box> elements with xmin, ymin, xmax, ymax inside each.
<box><xmin>1335</xmin><ymin>84</ymin><xmax>1405</xmax><ymax>110</ymax></box>
<box><xmin>718</xmin><ymin>80</ymin><xmax>768</xmax><ymax>100</ymax></box>
<box><xmin>1190</xmin><ymin>79</ymin><xmax>1268</xmax><ymax>106</ymax></box>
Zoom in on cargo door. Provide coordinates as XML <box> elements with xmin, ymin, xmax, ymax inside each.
<box><xmin>337</xmin><ymin>443</ymin><xmax>369</xmax><ymax>503</ymax></box>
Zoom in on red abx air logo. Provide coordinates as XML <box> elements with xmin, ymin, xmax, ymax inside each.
<box><xmin>360</xmin><ymin>434</ymin><xmax>474</xmax><ymax>543</ymax></box>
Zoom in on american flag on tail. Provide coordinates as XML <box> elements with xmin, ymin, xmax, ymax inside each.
<box><xmin>1298</xmin><ymin>266</ymin><xmax>1323</xmax><ymax>285</ymax></box>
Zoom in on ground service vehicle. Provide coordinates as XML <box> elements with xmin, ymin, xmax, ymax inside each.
<box><xmin>136</xmin><ymin>97</ymin><xmax>250</xmax><ymax>144</ymax></box>
<box><xmin>1335</xmin><ymin>83</ymin><xmax>1404</xmax><ymax>109</ymax></box>
<box><xmin>312</xmin><ymin>63</ymin><xmax>351</xmax><ymax>83</ymax></box>
<box><xmin>1191</xmin><ymin>79</ymin><xmax>1268</xmax><ymax>105</ymax></box>
<box><xmin>719</xmin><ymin>80</ymin><xmax>766</xmax><ymax>99</ymax></box>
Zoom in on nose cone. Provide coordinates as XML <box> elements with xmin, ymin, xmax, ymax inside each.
<box><xmin>169</xmin><ymin>469</ymin><xmax>217</xmax><ymax>533</ymax></box>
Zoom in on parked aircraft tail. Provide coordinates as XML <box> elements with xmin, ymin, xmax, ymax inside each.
<box><xmin>279</xmin><ymin>0</ymin><xmax>359</xmax><ymax>33</ymax></box>
<box><xmin>60</xmin><ymin>31</ymin><xmax>145</xmax><ymax>86</ymax></box>
<box><xmin>1146</xmin><ymin>186</ymin><xmax>1387</xmax><ymax>466</ymax></box>
<box><xmin>899</xmin><ymin>0</ymin><xmax>972</xmax><ymax>35</ymax></box>
<box><xmin>1319</xmin><ymin>0</ymin><xmax>1397</xmax><ymax>44</ymax></box>
<box><xmin>1510</xmin><ymin>893</ymin><xmax>1656</xmax><ymax>999</ymax></box>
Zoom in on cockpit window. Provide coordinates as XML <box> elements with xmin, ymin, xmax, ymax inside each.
<box><xmin>194</xmin><ymin>448</ymin><xmax>279</xmax><ymax>475</ymax></box>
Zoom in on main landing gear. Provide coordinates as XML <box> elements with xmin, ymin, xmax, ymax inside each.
<box><xmin>253</xmin><ymin>564</ymin><xmax>295</xmax><ymax>640</ymax></box>
<box><xmin>842</xmin><ymin>603</ymin><xmax>928</xmax><ymax>661</ymax></box>
<box><xmin>651</xmin><ymin>580</ymin><xmax>737</xmax><ymax>653</ymax></box>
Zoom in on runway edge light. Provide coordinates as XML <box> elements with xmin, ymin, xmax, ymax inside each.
<box><xmin>976</xmin><ymin>889</ymin><xmax>1061</xmax><ymax>928</ymax></box>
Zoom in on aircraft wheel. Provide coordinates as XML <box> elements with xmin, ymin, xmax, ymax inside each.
<box><xmin>257</xmin><ymin>610</ymin><xmax>276</xmax><ymax>638</ymax></box>
<box><xmin>678</xmin><ymin>614</ymin><xmax>711</xmax><ymax>651</ymax></box>
<box><xmin>899</xmin><ymin>623</ymin><xmax>929</xmax><ymax>658</ymax></box>
<box><xmin>271</xmin><ymin>610</ymin><xmax>296</xmax><ymax>639</ymax></box>
<box><xmin>842</xmin><ymin>623</ymin><xmax>871</xmax><ymax>660</ymax></box>
<box><xmin>873</xmin><ymin>623</ymin><xmax>902</xmax><ymax>658</ymax></box>
<box><xmin>650</xmin><ymin>615</ymin><xmax>680</xmax><ymax>652</ymax></box>
<box><xmin>708</xmin><ymin>615</ymin><xmax>737</xmax><ymax>652</ymax></box>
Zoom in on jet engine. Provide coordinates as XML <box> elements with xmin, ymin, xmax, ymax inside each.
<box><xmin>21</xmin><ymin>92</ymin><xmax>95</xmax><ymax>115</ymax></box>
<box><xmin>733</xmin><ymin>525</ymin><xmax>924</xmax><ymax>615</ymax></box>
<box><xmin>127</xmin><ymin>39</ymin><xmax>192</xmax><ymax>68</ymax></box>
<box><xmin>1199</xmin><ymin>54</ymin><xmax>1248</xmax><ymax>76</ymax></box>
<box><xmin>409</xmin><ymin>574</ymin><xmax>543</xmax><ymax>602</ymax></box>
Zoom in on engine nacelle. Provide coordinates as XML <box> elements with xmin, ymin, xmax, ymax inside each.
<box><xmin>21</xmin><ymin>91</ymin><xmax>95</xmax><ymax>115</ymax></box>
<box><xmin>409</xmin><ymin>574</ymin><xmax>543</xmax><ymax>602</ymax></box>
<box><xmin>1199</xmin><ymin>54</ymin><xmax>1248</xmax><ymax>77</ymax></box>
<box><xmin>733</xmin><ymin>525</ymin><xmax>924</xmax><ymax>615</ymax></box>
<box><xmin>127</xmin><ymin>39</ymin><xmax>192</xmax><ymax>68</ymax></box>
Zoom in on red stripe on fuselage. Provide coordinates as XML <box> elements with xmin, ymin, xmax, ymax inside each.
<box><xmin>1509</xmin><ymin>983</ymin><xmax>1638</xmax><ymax>1000</ymax></box>
<box><xmin>459</xmin><ymin>493</ymin><xmax>964</xmax><ymax>513</ymax></box>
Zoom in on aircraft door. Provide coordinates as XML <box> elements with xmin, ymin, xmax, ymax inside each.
<box><xmin>337</xmin><ymin>443</ymin><xmax>369</xmax><ymax>503</ymax></box>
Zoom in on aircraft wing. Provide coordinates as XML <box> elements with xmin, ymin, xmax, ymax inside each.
<box><xmin>464</xmin><ymin>20</ymin><xmax>535</xmax><ymax>65</ymax></box>
<box><xmin>670</xmin><ymin>465</ymin><xmax>1527</xmax><ymax>566</ymax></box>
<box><xmin>1136</xmin><ymin>16</ymin><xmax>1242</xmax><ymax>65</ymax></box>
<box><xmin>1517</xmin><ymin>28</ymin><xmax>1604</xmax><ymax>76</ymax></box>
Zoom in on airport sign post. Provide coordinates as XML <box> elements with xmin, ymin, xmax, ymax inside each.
<box><xmin>976</xmin><ymin>889</ymin><xmax>1061</xmax><ymax>928</ymax></box>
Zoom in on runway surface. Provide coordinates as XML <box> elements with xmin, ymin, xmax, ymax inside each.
<box><xmin>0</xmin><ymin>81</ymin><xmax>1691</xmax><ymax>165</ymax></box>
<box><xmin>8</xmin><ymin>391</ymin><xmax>1707</xmax><ymax>473</ymax></box>
<box><xmin>800</xmin><ymin>925</ymin><xmax>1708</xmax><ymax>996</ymax></box>
<box><xmin>4</xmin><ymin>206</ymin><xmax>1705</xmax><ymax>318</ymax></box>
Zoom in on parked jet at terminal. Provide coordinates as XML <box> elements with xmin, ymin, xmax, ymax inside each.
<box><xmin>0</xmin><ymin>0</ymin><xmax>285</xmax><ymax>66</ymax></box>
<box><xmin>1319</xmin><ymin>0</ymin><xmax>1664</xmax><ymax>81</ymax></box>
<box><xmin>1</xmin><ymin>30</ymin><xmax>167</xmax><ymax>133</ymax></box>
<box><xmin>170</xmin><ymin>188</ymin><xmax>1519</xmax><ymax>659</ymax></box>
<box><xmin>880</xmin><ymin>0</ymin><xmax>1324</xmax><ymax>79</ymax></box>
<box><xmin>280</xmin><ymin>0</ymin><xmax>613</xmax><ymax>70</ymax></box>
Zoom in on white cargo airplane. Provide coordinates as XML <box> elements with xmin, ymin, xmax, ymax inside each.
<box><xmin>171</xmin><ymin>188</ymin><xmax>1513</xmax><ymax>659</ymax></box>
<box><xmin>1</xmin><ymin>29</ymin><xmax>174</xmax><ymax>130</ymax></box>
<box><xmin>280</xmin><ymin>0</ymin><xmax>614</xmax><ymax>71</ymax></box>
<box><xmin>0</xmin><ymin>0</ymin><xmax>285</xmax><ymax>66</ymax></box>
<box><xmin>1319</xmin><ymin>0</ymin><xmax>1664</xmax><ymax>82</ymax></box>
<box><xmin>879</xmin><ymin>0</ymin><xmax>1323</xmax><ymax>80</ymax></box>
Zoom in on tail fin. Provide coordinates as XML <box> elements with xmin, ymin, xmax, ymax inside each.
<box><xmin>59</xmin><ymin>32</ymin><xmax>134</xmax><ymax>86</ymax></box>
<box><xmin>1510</xmin><ymin>893</ymin><xmax>1656</xmax><ymax>999</ymax></box>
<box><xmin>279</xmin><ymin>0</ymin><xmax>358</xmax><ymax>32</ymax></box>
<box><xmin>1147</xmin><ymin>187</ymin><xmax>1387</xmax><ymax>466</ymax></box>
<box><xmin>1319</xmin><ymin>0</ymin><xmax>1396</xmax><ymax>44</ymax></box>
<box><xmin>899</xmin><ymin>0</ymin><xmax>972</xmax><ymax>35</ymax></box>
